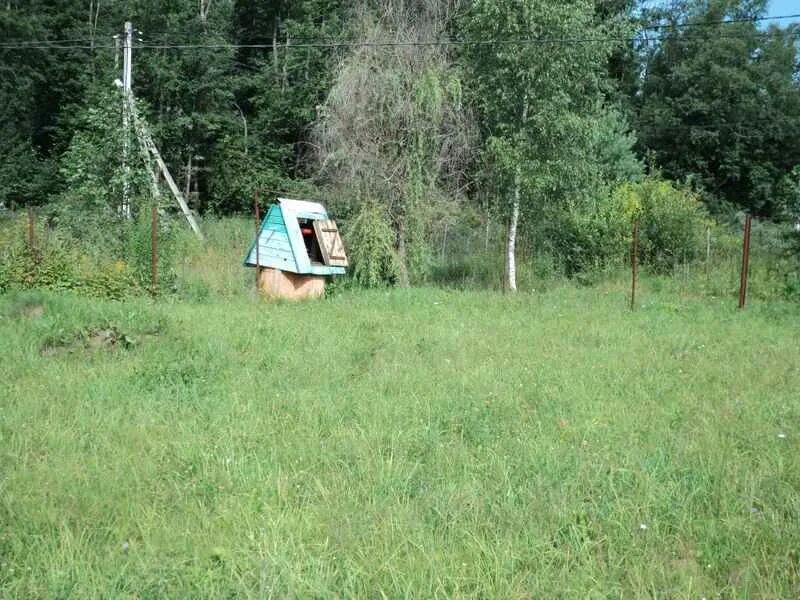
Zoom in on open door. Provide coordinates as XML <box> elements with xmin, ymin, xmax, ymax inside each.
<box><xmin>313</xmin><ymin>219</ymin><xmax>348</xmax><ymax>267</ymax></box>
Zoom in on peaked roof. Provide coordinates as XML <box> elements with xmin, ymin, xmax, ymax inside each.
<box><xmin>277</xmin><ymin>198</ymin><xmax>326</xmax><ymax>215</ymax></box>
<box><xmin>243</xmin><ymin>198</ymin><xmax>346</xmax><ymax>276</ymax></box>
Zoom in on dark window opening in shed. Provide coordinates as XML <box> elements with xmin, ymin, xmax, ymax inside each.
<box><xmin>298</xmin><ymin>218</ymin><xmax>324</xmax><ymax>264</ymax></box>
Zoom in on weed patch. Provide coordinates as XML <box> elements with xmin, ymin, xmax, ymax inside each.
<box><xmin>40</xmin><ymin>326</ymin><xmax>142</xmax><ymax>356</ymax></box>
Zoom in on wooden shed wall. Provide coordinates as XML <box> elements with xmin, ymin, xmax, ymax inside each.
<box><xmin>244</xmin><ymin>205</ymin><xmax>298</xmax><ymax>272</ymax></box>
<box><xmin>244</xmin><ymin>201</ymin><xmax>346</xmax><ymax>276</ymax></box>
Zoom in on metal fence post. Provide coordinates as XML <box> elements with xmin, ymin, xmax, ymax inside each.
<box><xmin>630</xmin><ymin>219</ymin><xmax>639</xmax><ymax>311</ymax></box>
<box><xmin>254</xmin><ymin>190</ymin><xmax>261</xmax><ymax>291</ymax></box>
<box><xmin>738</xmin><ymin>214</ymin><xmax>753</xmax><ymax>309</ymax></box>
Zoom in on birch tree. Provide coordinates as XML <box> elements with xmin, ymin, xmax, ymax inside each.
<box><xmin>460</xmin><ymin>0</ymin><xmax>616</xmax><ymax>290</ymax></box>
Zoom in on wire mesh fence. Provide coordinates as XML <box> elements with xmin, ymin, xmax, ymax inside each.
<box><xmin>1</xmin><ymin>205</ymin><xmax>797</xmax><ymax>307</ymax></box>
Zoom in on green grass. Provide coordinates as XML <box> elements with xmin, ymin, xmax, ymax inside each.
<box><xmin>1</xmin><ymin>281</ymin><xmax>799</xmax><ymax>597</ymax></box>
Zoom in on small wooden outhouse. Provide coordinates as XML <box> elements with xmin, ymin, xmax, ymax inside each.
<box><xmin>243</xmin><ymin>198</ymin><xmax>348</xmax><ymax>299</ymax></box>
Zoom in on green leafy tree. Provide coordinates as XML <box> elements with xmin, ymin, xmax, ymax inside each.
<box><xmin>459</xmin><ymin>0</ymin><xmax>619</xmax><ymax>291</ymax></box>
<box><xmin>55</xmin><ymin>86</ymin><xmax>151</xmax><ymax>248</ymax></box>
<box><xmin>635</xmin><ymin>0</ymin><xmax>800</xmax><ymax>217</ymax></box>
<box><xmin>313</xmin><ymin>1</ymin><xmax>474</xmax><ymax>286</ymax></box>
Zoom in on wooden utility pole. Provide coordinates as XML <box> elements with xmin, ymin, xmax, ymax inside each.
<box><xmin>184</xmin><ymin>154</ymin><xmax>193</xmax><ymax>201</ymax></box>
<box><xmin>123</xmin><ymin>22</ymin><xmax>132</xmax><ymax>98</ymax></box>
<box><xmin>121</xmin><ymin>21</ymin><xmax>133</xmax><ymax>219</ymax></box>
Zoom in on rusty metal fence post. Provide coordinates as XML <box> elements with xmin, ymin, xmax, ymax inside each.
<box><xmin>738</xmin><ymin>214</ymin><xmax>753</xmax><ymax>309</ymax></box>
<box><xmin>630</xmin><ymin>218</ymin><xmax>639</xmax><ymax>311</ymax></box>
<box><xmin>151</xmin><ymin>205</ymin><xmax>158</xmax><ymax>297</ymax></box>
<box><xmin>254</xmin><ymin>190</ymin><xmax>261</xmax><ymax>291</ymax></box>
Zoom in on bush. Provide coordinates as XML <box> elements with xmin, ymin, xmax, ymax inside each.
<box><xmin>544</xmin><ymin>178</ymin><xmax>709</xmax><ymax>278</ymax></box>
<box><xmin>782</xmin><ymin>223</ymin><xmax>800</xmax><ymax>299</ymax></box>
<box><xmin>547</xmin><ymin>193</ymin><xmax>629</xmax><ymax>277</ymax></box>
<box><xmin>0</xmin><ymin>212</ymin><xmax>140</xmax><ymax>299</ymax></box>
<box><xmin>344</xmin><ymin>204</ymin><xmax>400</xmax><ymax>288</ymax></box>
<box><xmin>126</xmin><ymin>205</ymin><xmax>177</xmax><ymax>294</ymax></box>
<box><xmin>615</xmin><ymin>178</ymin><xmax>709</xmax><ymax>273</ymax></box>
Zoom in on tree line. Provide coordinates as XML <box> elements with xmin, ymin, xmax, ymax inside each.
<box><xmin>1</xmin><ymin>0</ymin><xmax>798</xmax><ymax>288</ymax></box>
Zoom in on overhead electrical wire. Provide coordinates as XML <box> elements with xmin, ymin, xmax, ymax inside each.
<box><xmin>637</xmin><ymin>119</ymin><xmax>800</xmax><ymax>133</ymax></box>
<box><xmin>640</xmin><ymin>12</ymin><xmax>800</xmax><ymax>30</ymax></box>
<box><xmin>0</xmin><ymin>37</ymin><xmax>100</xmax><ymax>45</ymax></box>
<box><xmin>109</xmin><ymin>12</ymin><xmax>800</xmax><ymax>46</ymax></box>
<box><xmin>1</xmin><ymin>30</ymin><xmax>798</xmax><ymax>51</ymax></box>
<box><xmin>1</xmin><ymin>13</ymin><xmax>798</xmax><ymax>51</ymax></box>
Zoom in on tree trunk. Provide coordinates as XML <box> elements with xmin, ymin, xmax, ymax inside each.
<box><xmin>89</xmin><ymin>1</ymin><xmax>100</xmax><ymax>79</ymax></box>
<box><xmin>233</xmin><ymin>102</ymin><xmax>247</xmax><ymax>154</ymax></box>
<box><xmin>504</xmin><ymin>96</ymin><xmax>528</xmax><ymax>293</ymax></box>
<box><xmin>199</xmin><ymin>0</ymin><xmax>211</xmax><ymax>22</ymax></box>
<box><xmin>505</xmin><ymin>170</ymin><xmax>520</xmax><ymax>292</ymax></box>
<box><xmin>184</xmin><ymin>154</ymin><xmax>192</xmax><ymax>201</ymax></box>
<box><xmin>484</xmin><ymin>202</ymin><xmax>490</xmax><ymax>251</ymax></box>
<box><xmin>396</xmin><ymin>217</ymin><xmax>410</xmax><ymax>287</ymax></box>
<box><xmin>272</xmin><ymin>19</ymin><xmax>279</xmax><ymax>73</ymax></box>
<box><xmin>282</xmin><ymin>35</ymin><xmax>290</xmax><ymax>94</ymax></box>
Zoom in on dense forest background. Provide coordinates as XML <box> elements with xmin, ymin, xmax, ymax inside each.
<box><xmin>1</xmin><ymin>0</ymin><xmax>799</xmax><ymax>290</ymax></box>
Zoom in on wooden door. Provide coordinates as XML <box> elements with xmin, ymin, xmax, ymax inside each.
<box><xmin>313</xmin><ymin>219</ymin><xmax>348</xmax><ymax>267</ymax></box>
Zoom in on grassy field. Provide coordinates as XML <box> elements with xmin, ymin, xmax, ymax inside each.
<box><xmin>1</xmin><ymin>280</ymin><xmax>799</xmax><ymax>597</ymax></box>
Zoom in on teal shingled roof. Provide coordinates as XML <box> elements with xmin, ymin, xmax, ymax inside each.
<box><xmin>243</xmin><ymin>198</ymin><xmax>346</xmax><ymax>276</ymax></box>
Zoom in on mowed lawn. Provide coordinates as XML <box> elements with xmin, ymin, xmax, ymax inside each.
<box><xmin>1</xmin><ymin>283</ymin><xmax>799</xmax><ymax>597</ymax></box>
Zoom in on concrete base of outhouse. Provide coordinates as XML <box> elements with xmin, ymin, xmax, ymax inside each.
<box><xmin>258</xmin><ymin>267</ymin><xmax>325</xmax><ymax>300</ymax></box>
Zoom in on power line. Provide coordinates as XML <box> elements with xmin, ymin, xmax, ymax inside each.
<box><xmin>140</xmin><ymin>30</ymin><xmax>800</xmax><ymax>49</ymax></box>
<box><xmin>1</xmin><ymin>29</ymin><xmax>797</xmax><ymax>51</ymax></box>
<box><xmin>636</xmin><ymin>117</ymin><xmax>800</xmax><ymax>133</ymax></box>
<box><xmin>5</xmin><ymin>12</ymin><xmax>788</xmax><ymax>46</ymax></box>
<box><xmin>640</xmin><ymin>12</ymin><xmax>800</xmax><ymax>30</ymax></box>
<box><xmin>0</xmin><ymin>37</ymin><xmax>97</xmax><ymax>45</ymax></box>
<box><xmin>116</xmin><ymin>13</ymin><xmax>800</xmax><ymax>47</ymax></box>
<box><xmin>2</xmin><ymin>12</ymin><xmax>799</xmax><ymax>51</ymax></box>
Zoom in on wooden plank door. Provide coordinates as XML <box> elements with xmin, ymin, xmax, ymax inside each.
<box><xmin>313</xmin><ymin>219</ymin><xmax>349</xmax><ymax>267</ymax></box>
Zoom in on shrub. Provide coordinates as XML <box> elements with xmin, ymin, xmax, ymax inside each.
<box><xmin>615</xmin><ymin>178</ymin><xmax>709</xmax><ymax>273</ymax></box>
<box><xmin>545</xmin><ymin>178</ymin><xmax>709</xmax><ymax>278</ymax></box>
<box><xmin>782</xmin><ymin>222</ymin><xmax>800</xmax><ymax>299</ymax></box>
<box><xmin>344</xmin><ymin>204</ymin><xmax>400</xmax><ymax>288</ymax></box>
<box><xmin>126</xmin><ymin>205</ymin><xmax>177</xmax><ymax>294</ymax></box>
<box><xmin>0</xmin><ymin>213</ymin><xmax>140</xmax><ymax>299</ymax></box>
<box><xmin>546</xmin><ymin>193</ymin><xmax>629</xmax><ymax>277</ymax></box>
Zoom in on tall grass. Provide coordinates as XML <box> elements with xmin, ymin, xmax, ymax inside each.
<box><xmin>172</xmin><ymin>216</ymin><xmax>254</xmax><ymax>299</ymax></box>
<box><xmin>1</xmin><ymin>282</ymin><xmax>798</xmax><ymax>597</ymax></box>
